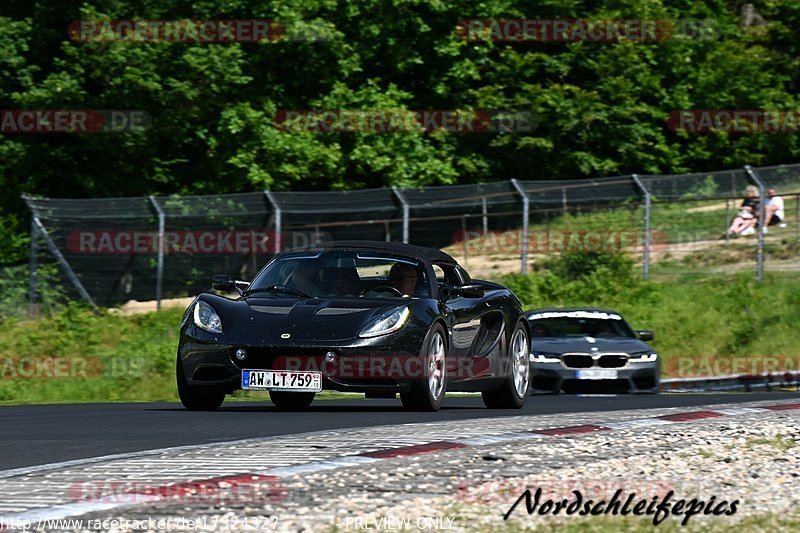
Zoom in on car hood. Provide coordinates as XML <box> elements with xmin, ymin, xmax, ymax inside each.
<box><xmin>201</xmin><ymin>295</ymin><xmax>411</xmax><ymax>343</ymax></box>
<box><xmin>531</xmin><ymin>336</ymin><xmax>653</xmax><ymax>355</ymax></box>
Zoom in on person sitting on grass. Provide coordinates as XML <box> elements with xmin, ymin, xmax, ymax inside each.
<box><xmin>761</xmin><ymin>188</ymin><xmax>785</xmax><ymax>234</ymax></box>
<box><xmin>726</xmin><ymin>185</ymin><xmax>759</xmax><ymax>237</ymax></box>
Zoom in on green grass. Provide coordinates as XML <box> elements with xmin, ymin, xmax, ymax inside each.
<box><xmin>745</xmin><ymin>436</ymin><xmax>795</xmax><ymax>453</ymax></box>
<box><xmin>0</xmin><ymin>304</ymin><xmax>184</xmax><ymax>404</ymax></box>
<box><xmin>537</xmin><ymin>196</ymin><xmax>799</xmax><ymax>243</ymax></box>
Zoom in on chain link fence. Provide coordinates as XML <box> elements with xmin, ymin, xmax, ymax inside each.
<box><xmin>24</xmin><ymin>163</ymin><xmax>800</xmax><ymax>311</ymax></box>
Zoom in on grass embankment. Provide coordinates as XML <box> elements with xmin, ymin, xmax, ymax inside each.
<box><xmin>1</xmin><ymin>252</ymin><xmax>799</xmax><ymax>404</ymax></box>
<box><xmin>449</xmin><ymin>198</ymin><xmax>800</xmax><ymax>279</ymax></box>
<box><xmin>0</xmin><ymin>305</ymin><xmax>184</xmax><ymax>404</ymax></box>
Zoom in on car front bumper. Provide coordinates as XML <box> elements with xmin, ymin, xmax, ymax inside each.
<box><xmin>179</xmin><ymin>336</ymin><xmax>427</xmax><ymax>394</ymax></box>
<box><xmin>530</xmin><ymin>359</ymin><xmax>660</xmax><ymax>394</ymax></box>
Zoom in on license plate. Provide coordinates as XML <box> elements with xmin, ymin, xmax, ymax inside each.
<box><xmin>576</xmin><ymin>369</ymin><xmax>618</xmax><ymax>380</ymax></box>
<box><xmin>242</xmin><ymin>370</ymin><xmax>322</xmax><ymax>392</ymax></box>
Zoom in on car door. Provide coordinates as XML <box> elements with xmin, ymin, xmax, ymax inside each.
<box><xmin>435</xmin><ymin>263</ymin><xmax>484</xmax><ymax>364</ymax></box>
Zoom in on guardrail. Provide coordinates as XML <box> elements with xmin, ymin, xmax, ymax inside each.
<box><xmin>661</xmin><ymin>372</ymin><xmax>800</xmax><ymax>392</ymax></box>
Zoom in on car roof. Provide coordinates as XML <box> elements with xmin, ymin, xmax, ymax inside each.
<box><xmin>525</xmin><ymin>307</ymin><xmax>623</xmax><ymax>316</ymax></box>
<box><xmin>282</xmin><ymin>240</ymin><xmax>458</xmax><ymax>265</ymax></box>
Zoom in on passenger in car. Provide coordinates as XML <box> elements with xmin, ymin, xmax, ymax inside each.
<box><xmin>329</xmin><ymin>267</ymin><xmax>360</xmax><ymax>296</ymax></box>
<box><xmin>388</xmin><ymin>263</ymin><xmax>419</xmax><ymax>297</ymax></box>
<box><xmin>289</xmin><ymin>261</ymin><xmax>324</xmax><ymax>297</ymax></box>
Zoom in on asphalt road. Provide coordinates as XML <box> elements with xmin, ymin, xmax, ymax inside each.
<box><xmin>2</xmin><ymin>392</ymin><xmax>799</xmax><ymax>471</ymax></box>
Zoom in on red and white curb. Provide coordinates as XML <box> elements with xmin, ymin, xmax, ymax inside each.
<box><xmin>2</xmin><ymin>403</ymin><xmax>799</xmax><ymax>526</ymax></box>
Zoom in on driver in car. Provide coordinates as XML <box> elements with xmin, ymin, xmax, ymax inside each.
<box><xmin>388</xmin><ymin>263</ymin><xmax>418</xmax><ymax>297</ymax></box>
<box><xmin>289</xmin><ymin>262</ymin><xmax>324</xmax><ymax>297</ymax></box>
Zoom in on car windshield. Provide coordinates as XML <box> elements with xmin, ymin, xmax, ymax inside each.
<box><xmin>247</xmin><ymin>251</ymin><xmax>430</xmax><ymax>299</ymax></box>
<box><xmin>528</xmin><ymin>311</ymin><xmax>636</xmax><ymax>338</ymax></box>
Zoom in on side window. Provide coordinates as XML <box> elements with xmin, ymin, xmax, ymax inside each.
<box><xmin>432</xmin><ymin>264</ymin><xmax>446</xmax><ymax>282</ymax></box>
<box><xmin>433</xmin><ymin>263</ymin><xmax>462</xmax><ymax>285</ymax></box>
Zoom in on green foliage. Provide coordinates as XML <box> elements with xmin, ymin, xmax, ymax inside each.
<box><xmin>681</xmin><ymin>175</ymin><xmax>719</xmax><ymax>199</ymax></box>
<box><xmin>502</xmin><ymin>251</ymin><xmax>651</xmax><ymax>308</ymax></box>
<box><xmin>0</xmin><ymin>263</ymin><xmax>66</xmax><ymax>319</ymax></box>
<box><xmin>2</xmin><ymin>1</ymin><xmax>800</xmax><ymax>265</ymax></box>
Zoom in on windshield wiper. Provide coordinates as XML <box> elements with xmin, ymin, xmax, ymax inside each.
<box><xmin>243</xmin><ymin>284</ymin><xmax>312</xmax><ymax>299</ymax></box>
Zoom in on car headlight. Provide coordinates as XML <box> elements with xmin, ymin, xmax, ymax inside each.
<box><xmin>530</xmin><ymin>352</ymin><xmax>561</xmax><ymax>363</ymax></box>
<box><xmin>194</xmin><ymin>300</ymin><xmax>222</xmax><ymax>333</ymax></box>
<box><xmin>359</xmin><ymin>306</ymin><xmax>410</xmax><ymax>338</ymax></box>
<box><xmin>629</xmin><ymin>352</ymin><xmax>658</xmax><ymax>363</ymax></box>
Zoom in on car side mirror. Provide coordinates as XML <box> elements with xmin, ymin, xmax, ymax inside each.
<box><xmin>452</xmin><ymin>283</ymin><xmax>485</xmax><ymax>299</ymax></box>
<box><xmin>212</xmin><ymin>274</ymin><xmax>237</xmax><ymax>292</ymax></box>
<box><xmin>637</xmin><ymin>330</ymin><xmax>654</xmax><ymax>341</ymax></box>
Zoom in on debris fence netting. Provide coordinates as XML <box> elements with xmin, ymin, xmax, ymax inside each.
<box><xmin>23</xmin><ymin>164</ymin><xmax>800</xmax><ymax>308</ymax></box>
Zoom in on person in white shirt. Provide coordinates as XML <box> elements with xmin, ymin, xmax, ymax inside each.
<box><xmin>762</xmin><ymin>188</ymin><xmax>785</xmax><ymax>233</ymax></box>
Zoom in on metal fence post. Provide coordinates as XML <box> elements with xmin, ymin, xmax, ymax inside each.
<box><xmin>481</xmin><ymin>197</ymin><xmax>488</xmax><ymax>234</ymax></box>
<box><xmin>264</xmin><ymin>191</ymin><xmax>282</xmax><ymax>252</ymax></box>
<box><xmin>632</xmin><ymin>174</ymin><xmax>651</xmax><ymax>281</ymax></box>
<box><xmin>510</xmin><ymin>179</ymin><xmax>529</xmax><ymax>274</ymax></box>
<box><xmin>725</xmin><ymin>198</ymin><xmax>731</xmax><ymax>242</ymax></box>
<box><xmin>796</xmin><ymin>193</ymin><xmax>799</xmax><ymax>243</ymax></box>
<box><xmin>461</xmin><ymin>216</ymin><xmax>468</xmax><ymax>266</ymax></box>
<box><xmin>28</xmin><ymin>217</ymin><xmax>38</xmax><ymax>317</ymax></box>
<box><xmin>148</xmin><ymin>196</ymin><xmax>165</xmax><ymax>311</ymax></box>
<box><xmin>392</xmin><ymin>186</ymin><xmax>410</xmax><ymax>243</ymax></box>
<box><xmin>744</xmin><ymin>165</ymin><xmax>765</xmax><ymax>282</ymax></box>
<box><xmin>31</xmin><ymin>217</ymin><xmax>96</xmax><ymax>307</ymax></box>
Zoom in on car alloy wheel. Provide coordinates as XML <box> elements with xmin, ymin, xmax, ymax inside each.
<box><xmin>400</xmin><ymin>323</ymin><xmax>447</xmax><ymax>411</ymax></box>
<box><xmin>511</xmin><ymin>326</ymin><xmax>530</xmax><ymax>398</ymax></box>
<box><xmin>428</xmin><ymin>330</ymin><xmax>446</xmax><ymax>402</ymax></box>
<box><xmin>481</xmin><ymin>322</ymin><xmax>528</xmax><ymax>409</ymax></box>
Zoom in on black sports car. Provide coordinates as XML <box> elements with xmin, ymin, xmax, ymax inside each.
<box><xmin>527</xmin><ymin>308</ymin><xmax>659</xmax><ymax>394</ymax></box>
<box><xmin>176</xmin><ymin>241</ymin><xmax>531</xmax><ymax>411</ymax></box>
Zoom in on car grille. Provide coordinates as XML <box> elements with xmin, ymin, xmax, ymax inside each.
<box><xmin>598</xmin><ymin>354</ymin><xmax>628</xmax><ymax>368</ymax></box>
<box><xmin>561</xmin><ymin>353</ymin><xmax>629</xmax><ymax>369</ymax></box>
<box><xmin>562</xmin><ymin>354</ymin><xmax>594</xmax><ymax>368</ymax></box>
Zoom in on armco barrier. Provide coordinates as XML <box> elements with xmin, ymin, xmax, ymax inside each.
<box><xmin>660</xmin><ymin>372</ymin><xmax>800</xmax><ymax>392</ymax></box>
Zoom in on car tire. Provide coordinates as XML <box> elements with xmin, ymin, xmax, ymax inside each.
<box><xmin>176</xmin><ymin>356</ymin><xmax>225</xmax><ymax>411</ymax></box>
<box><xmin>400</xmin><ymin>323</ymin><xmax>447</xmax><ymax>412</ymax></box>
<box><xmin>269</xmin><ymin>391</ymin><xmax>315</xmax><ymax>410</ymax></box>
<box><xmin>482</xmin><ymin>322</ymin><xmax>529</xmax><ymax>409</ymax></box>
